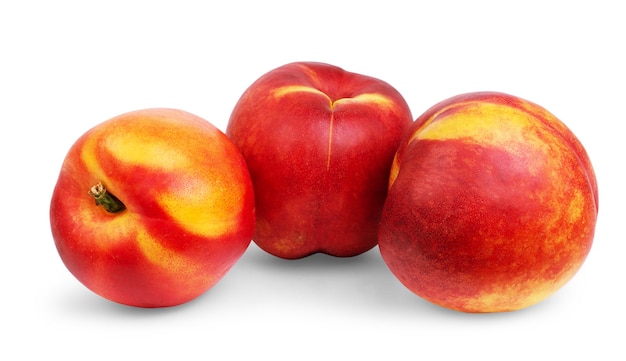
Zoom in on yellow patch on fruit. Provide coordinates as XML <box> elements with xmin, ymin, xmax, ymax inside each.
<box><xmin>566</xmin><ymin>189</ymin><xmax>585</xmax><ymax>224</ymax></box>
<box><xmin>388</xmin><ymin>153</ymin><xmax>401</xmax><ymax>189</ymax></box>
<box><xmin>418</xmin><ymin>104</ymin><xmax>531</xmax><ymax>149</ymax></box>
<box><xmin>272</xmin><ymin>85</ymin><xmax>326</xmax><ymax>99</ymax></box>
<box><xmin>136</xmin><ymin>229</ymin><xmax>213</xmax><ymax>286</ymax></box>
<box><xmin>105</xmin><ymin>132</ymin><xmax>191</xmax><ymax>171</ymax></box>
<box><xmin>409</xmin><ymin>102</ymin><xmax>558</xmax><ymax>161</ymax></box>
<box><xmin>334</xmin><ymin>93</ymin><xmax>395</xmax><ymax>109</ymax></box>
<box><xmin>157</xmin><ymin>178</ymin><xmax>245</xmax><ymax>237</ymax></box>
<box><xmin>136</xmin><ymin>229</ymin><xmax>188</xmax><ymax>270</ymax></box>
<box><xmin>457</xmin><ymin>254</ymin><xmax>584</xmax><ymax>312</ymax></box>
<box><xmin>461</xmin><ymin>278</ymin><xmax>558</xmax><ymax>312</ymax></box>
<box><xmin>80</xmin><ymin>136</ymin><xmax>107</xmax><ymax>182</ymax></box>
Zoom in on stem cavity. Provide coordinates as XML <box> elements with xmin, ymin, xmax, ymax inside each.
<box><xmin>88</xmin><ymin>182</ymin><xmax>126</xmax><ymax>213</ymax></box>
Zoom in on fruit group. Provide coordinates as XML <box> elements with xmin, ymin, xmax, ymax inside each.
<box><xmin>50</xmin><ymin>108</ymin><xmax>255</xmax><ymax>307</ymax></box>
<box><xmin>378</xmin><ymin>92</ymin><xmax>598</xmax><ymax>312</ymax></box>
<box><xmin>227</xmin><ymin>62</ymin><xmax>413</xmax><ymax>259</ymax></box>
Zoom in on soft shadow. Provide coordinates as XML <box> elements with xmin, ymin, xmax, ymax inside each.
<box><xmin>238</xmin><ymin>244</ymin><xmax>440</xmax><ymax>314</ymax></box>
<box><xmin>54</xmin><ymin>243</ymin><xmax>562</xmax><ymax>321</ymax></box>
<box><xmin>237</xmin><ymin>243</ymin><xmax>559</xmax><ymax>320</ymax></box>
<box><xmin>53</xmin><ymin>281</ymin><xmax>210</xmax><ymax>319</ymax></box>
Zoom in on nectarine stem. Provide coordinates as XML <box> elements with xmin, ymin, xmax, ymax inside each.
<box><xmin>88</xmin><ymin>182</ymin><xmax>126</xmax><ymax>213</ymax></box>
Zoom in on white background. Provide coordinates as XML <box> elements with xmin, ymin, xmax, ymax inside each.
<box><xmin>2</xmin><ymin>1</ymin><xmax>623</xmax><ymax>360</ymax></box>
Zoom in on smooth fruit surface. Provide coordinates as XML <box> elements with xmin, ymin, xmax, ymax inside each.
<box><xmin>378</xmin><ymin>92</ymin><xmax>598</xmax><ymax>312</ymax></box>
<box><xmin>227</xmin><ymin>62</ymin><xmax>412</xmax><ymax>258</ymax></box>
<box><xmin>50</xmin><ymin>108</ymin><xmax>255</xmax><ymax>307</ymax></box>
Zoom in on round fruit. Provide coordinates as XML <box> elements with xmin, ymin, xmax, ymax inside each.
<box><xmin>50</xmin><ymin>108</ymin><xmax>255</xmax><ymax>307</ymax></box>
<box><xmin>227</xmin><ymin>62</ymin><xmax>412</xmax><ymax>259</ymax></box>
<box><xmin>378</xmin><ymin>92</ymin><xmax>598</xmax><ymax>312</ymax></box>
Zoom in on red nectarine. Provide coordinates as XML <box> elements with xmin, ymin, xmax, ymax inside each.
<box><xmin>227</xmin><ymin>62</ymin><xmax>412</xmax><ymax>259</ymax></box>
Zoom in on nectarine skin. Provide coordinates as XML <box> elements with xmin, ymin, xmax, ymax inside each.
<box><xmin>50</xmin><ymin>109</ymin><xmax>255</xmax><ymax>307</ymax></box>
<box><xmin>227</xmin><ymin>62</ymin><xmax>412</xmax><ymax>259</ymax></box>
<box><xmin>378</xmin><ymin>92</ymin><xmax>598</xmax><ymax>312</ymax></box>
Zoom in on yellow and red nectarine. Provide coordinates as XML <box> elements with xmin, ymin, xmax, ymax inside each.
<box><xmin>378</xmin><ymin>92</ymin><xmax>598</xmax><ymax>312</ymax></box>
<box><xmin>50</xmin><ymin>108</ymin><xmax>255</xmax><ymax>307</ymax></box>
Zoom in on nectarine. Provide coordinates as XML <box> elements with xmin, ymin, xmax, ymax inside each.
<box><xmin>378</xmin><ymin>92</ymin><xmax>598</xmax><ymax>312</ymax></box>
<box><xmin>50</xmin><ymin>108</ymin><xmax>255</xmax><ymax>307</ymax></box>
<box><xmin>227</xmin><ymin>62</ymin><xmax>412</xmax><ymax>259</ymax></box>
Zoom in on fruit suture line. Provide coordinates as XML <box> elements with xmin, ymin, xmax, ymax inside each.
<box><xmin>88</xmin><ymin>182</ymin><xmax>126</xmax><ymax>213</ymax></box>
<box><xmin>327</xmin><ymin>111</ymin><xmax>334</xmax><ymax>171</ymax></box>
